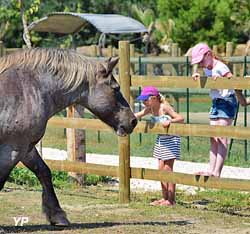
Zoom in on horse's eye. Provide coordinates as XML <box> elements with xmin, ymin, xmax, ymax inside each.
<box><xmin>109</xmin><ymin>78</ymin><xmax>120</xmax><ymax>91</ymax></box>
<box><xmin>112</xmin><ymin>84</ymin><xmax>120</xmax><ymax>92</ymax></box>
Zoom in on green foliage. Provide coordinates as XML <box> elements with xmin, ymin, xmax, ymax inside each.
<box><xmin>198</xmin><ymin>189</ymin><xmax>250</xmax><ymax>210</ymax></box>
<box><xmin>0</xmin><ymin>0</ymin><xmax>41</xmax><ymax>47</ymax></box>
<box><xmin>157</xmin><ymin>0</ymin><xmax>250</xmax><ymax>51</ymax></box>
<box><xmin>84</xmin><ymin>174</ymin><xmax>112</xmax><ymax>186</ymax></box>
<box><xmin>1</xmin><ymin>0</ymin><xmax>249</xmax><ymax>51</ymax></box>
<box><xmin>0</xmin><ymin>0</ymin><xmax>156</xmax><ymax>48</ymax></box>
<box><xmin>8</xmin><ymin>167</ymin><xmax>40</xmax><ymax>187</ymax></box>
<box><xmin>8</xmin><ymin>168</ymin><xmax>111</xmax><ymax>189</ymax></box>
<box><xmin>8</xmin><ymin>168</ymin><xmax>70</xmax><ymax>188</ymax></box>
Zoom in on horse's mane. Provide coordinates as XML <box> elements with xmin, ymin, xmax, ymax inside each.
<box><xmin>0</xmin><ymin>48</ymin><xmax>99</xmax><ymax>91</ymax></box>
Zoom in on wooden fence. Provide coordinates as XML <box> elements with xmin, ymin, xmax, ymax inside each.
<box><xmin>2</xmin><ymin>41</ymin><xmax>250</xmax><ymax>202</ymax></box>
<box><xmin>39</xmin><ymin>42</ymin><xmax>250</xmax><ymax>203</ymax></box>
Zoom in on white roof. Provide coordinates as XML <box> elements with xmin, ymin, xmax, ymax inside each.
<box><xmin>28</xmin><ymin>12</ymin><xmax>148</xmax><ymax>34</ymax></box>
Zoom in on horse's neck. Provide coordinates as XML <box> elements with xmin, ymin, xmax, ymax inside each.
<box><xmin>50</xmin><ymin>87</ymin><xmax>84</xmax><ymax>115</ymax></box>
<box><xmin>37</xmin><ymin>69</ymin><xmax>88</xmax><ymax>117</ymax></box>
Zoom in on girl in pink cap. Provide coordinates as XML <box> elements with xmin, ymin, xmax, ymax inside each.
<box><xmin>135</xmin><ymin>86</ymin><xmax>184</xmax><ymax>206</ymax></box>
<box><xmin>191</xmin><ymin>43</ymin><xmax>249</xmax><ymax>177</ymax></box>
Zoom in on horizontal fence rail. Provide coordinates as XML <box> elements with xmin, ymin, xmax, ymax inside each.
<box><xmin>130</xmin><ymin>56</ymin><xmax>250</xmax><ymax>64</ymax></box>
<box><xmin>48</xmin><ymin>117</ymin><xmax>250</xmax><ymax>140</ymax></box>
<box><xmin>135</xmin><ymin>122</ymin><xmax>250</xmax><ymax>140</ymax></box>
<box><xmin>48</xmin><ymin>117</ymin><xmax>112</xmax><ymax>132</ymax></box>
<box><xmin>17</xmin><ymin>160</ymin><xmax>250</xmax><ymax>192</ymax></box>
<box><xmin>17</xmin><ymin>160</ymin><xmax>118</xmax><ymax>177</ymax></box>
<box><xmin>131</xmin><ymin>75</ymin><xmax>250</xmax><ymax>89</ymax></box>
<box><xmin>131</xmin><ymin>167</ymin><xmax>250</xmax><ymax>192</ymax></box>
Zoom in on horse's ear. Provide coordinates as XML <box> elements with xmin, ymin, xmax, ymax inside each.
<box><xmin>98</xmin><ymin>57</ymin><xmax>119</xmax><ymax>78</ymax></box>
<box><xmin>107</xmin><ymin>57</ymin><xmax>119</xmax><ymax>74</ymax></box>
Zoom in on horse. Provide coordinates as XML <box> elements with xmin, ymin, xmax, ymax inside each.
<box><xmin>0</xmin><ymin>48</ymin><xmax>137</xmax><ymax>226</ymax></box>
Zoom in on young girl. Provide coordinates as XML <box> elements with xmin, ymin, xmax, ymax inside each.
<box><xmin>135</xmin><ymin>86</ymin><xmax>184</xmax><ymax>206</ymax></box>
<box><xmin>191</xmin><ymin>42</ymin><xmax>250</xmax><ymax>177</ymax></box>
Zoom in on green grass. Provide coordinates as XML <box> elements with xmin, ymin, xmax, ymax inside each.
<box><xmin>1</xmin><ymin>183</ymin><xmax>250</xmax><ymax>233</ymax></box>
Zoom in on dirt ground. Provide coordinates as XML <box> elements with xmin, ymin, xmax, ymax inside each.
<box><xmin>0</xmin><ymin>183</ymin><xmax>250</xmax><ymax>234</ymax></box>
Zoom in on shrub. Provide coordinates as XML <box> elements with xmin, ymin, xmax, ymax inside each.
<box><xmin>8</xmin><ymin>168</ymin><xmax>112</xmax><ymax>188</ymax></box>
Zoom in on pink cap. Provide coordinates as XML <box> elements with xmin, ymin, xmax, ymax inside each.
<box><xmin>136</xmin><ymin>86</ymin><xmax>159</xmax><ymax>101</ymax></box>
<box><xmin>191</xmin><ymin>43</ymin><xmax>211</xmax><ymax>65</ymax></box>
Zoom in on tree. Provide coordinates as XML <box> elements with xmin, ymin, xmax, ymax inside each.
<box><xmin>157</xmin><ymin>0</ymin><xmax>250</xmax><ymax>52</ymax></box>
<box><xmin>0</xmin><ymin>0</ymin><xmax>41</xmax><ymax>47</ymax></box>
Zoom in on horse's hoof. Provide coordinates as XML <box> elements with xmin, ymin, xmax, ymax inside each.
<box><xmin>50</xmin><ymin>217</ymin><xmax>70</xmax><ymax>227</ymax></box>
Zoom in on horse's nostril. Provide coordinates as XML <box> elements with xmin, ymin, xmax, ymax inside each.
<box><xmin>131</xmin><ymin>118</ymin><xmax>137</xmax><ymax>128</ymax></box>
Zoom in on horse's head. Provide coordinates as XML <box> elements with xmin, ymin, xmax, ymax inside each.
<box><xmin>83</xmin><ymin>57</ymin><xmax>137</xmax><ymax>136</ymax></box>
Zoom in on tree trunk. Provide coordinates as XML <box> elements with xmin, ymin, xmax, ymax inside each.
<box><xmin>67</xmin><ymin>105</ymin><xmax>86</xmax><ymax>185</ymax></box>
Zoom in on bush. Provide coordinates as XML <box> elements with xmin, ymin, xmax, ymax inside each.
<box><xmin>8</xmin><ymin>168</ymin><xmax>40</xmax><ymax>187</ymax></box>
<box><xmin>8</xmin><ymin>168</ymin><xmax>112</xmax><ymax>188</ymax></box>
<box><xmin>84</xmin><ymin>174</ymin><xmax>112</xmax><ymax>186</ymax></box>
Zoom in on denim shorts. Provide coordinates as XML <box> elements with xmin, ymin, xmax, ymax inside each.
<box><xmin>209</xmin><ymin>95</ymin><xmax>237</xmax><ymax>119</ymax></box>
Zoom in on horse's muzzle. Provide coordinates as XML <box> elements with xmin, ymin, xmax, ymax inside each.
<box><xmin>116</xmin><ymin>117</ymin><xmax>137</xmax><ymax>136</ymax></box>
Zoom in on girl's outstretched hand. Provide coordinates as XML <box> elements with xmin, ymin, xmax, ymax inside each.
<box><xmin>162</xmin><ymin>120</ymin><xmax>171</xmax><ymax>128</ymax></box>
<box><xmin>192</xmin><ymin>72</ymin><xmax>200</xmax><ymax>80</ymax></box>
<box><xmin>212</xmin><ymin>75</ymin><xmax>219</xmax><ymax>80</ymax></box>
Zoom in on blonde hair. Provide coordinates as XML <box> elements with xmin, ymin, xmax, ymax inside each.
<box><xmin>157</xmin><ymin>92</ymin><xmax>172</xmax><ymax>105</ymax></box>
<box><xmin>156</xmin><ymin>92</ymin><xmax>175</xmax><ymax>110</ymax></box>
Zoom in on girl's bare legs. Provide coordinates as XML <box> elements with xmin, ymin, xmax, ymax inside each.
<box><xmin>150</xmin><ymin>159</ymin><xmax>167</xmax><ymax>205</ymax></box>
<box><xmin>194</xmin><ymin>119</ymin><xmax>219</xmax><ymax>176</ymax></box>
<box><xmin>206</xmin><ymin>119</ymin><xmax>221</xmax><ymax>176</ymax></box>
<box><xmin>212</xmin><ymin>118</ymin><xmax>232</xmax><ymax>177</ymax></box>
<box><xmin>164</xmin><ymin>158</ymin><xmax>175</xmax><ymax>205</ymax></box>
<box><xmin>151</xmin><ymin>158</ymin><xmax>176</xmax><ymax>206</ymax></box>
<box><xmin>194</xmin><ymin>119</ymin><xmax>219</xmax><ymax>175</ymax></box>
<box><xmin>212</xmin><ymin>137</ymin><xmax>227</xmax><ymax>177</ymax></box>
<box><xmin>161</xmin><ymin>159</ymin><xmax>176</xmax><ymax>205</ymax></box>
<box><xmin>196</xmin><ymin>118</ymin><xmax>232</xmax><ymax>176</ymax></box>
<box><xmin>208</xmin><ymin>118</ymin><xmax>232</xmax><ymax>177</ymax></box>
<box><xmin>209</xmin><ymin>136</ymin><xmax>218</xmax><ymax>175</ymax></box>
<box><xmin>159</xmin><ymin>159</ymin><xmax>168</xmax><ymax>200</ymax></box>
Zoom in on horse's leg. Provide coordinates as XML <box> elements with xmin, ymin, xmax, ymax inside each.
<box><xmin>21</xmin><ymin>147</ymin><xmax>70</xmax><ymax>226</ymax></box>
<box><xmin>0</xmin><ymin>144</ymin><xmax>22</xmax><ymax>190</ymax></box>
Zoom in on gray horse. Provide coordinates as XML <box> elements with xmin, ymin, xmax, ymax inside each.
<box><xmin>0</xmin><ymin>48</ymin><xmax>137</xmax><ymax>226</ymax></box>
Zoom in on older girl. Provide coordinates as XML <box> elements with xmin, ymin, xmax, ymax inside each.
<box><xmin>191</xmin><ymin>43</ymin><xmax>249</xmax><ymax>177</ymax></box>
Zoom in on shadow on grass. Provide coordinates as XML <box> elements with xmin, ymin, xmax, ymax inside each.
<box><xmin>179</xmin><ymin>200</ymin><xmax>250</xmax><ymax>218</ymax></box>
<box><xmin>1</xmin><ymin>220</ymin><xmax>193</xmax><ymax>233</ymax></box>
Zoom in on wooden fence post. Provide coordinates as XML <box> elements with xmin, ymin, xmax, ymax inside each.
<box><xmin>130</xmin><ymin>44</ymin><xmax>135</xmax><ymax>74</ymax></box>
<box><xmin>107</xmin><ymin>45</ymin><xmax>113</xmax><ymax>57</ymax></box>
<box><xmin>67</xmin><ymin>41</ymin><xmax>87</xmax><ymax>185</ymax></box>
<box><xmin>129</xmin><ymin>44</ymin><xmax>135</xmax><ymax>111</ymax></box>
<box><xmin>178</xmin><ymin>47</ymin><xmax>181</xmax><ymax>56</ymax></box>
<box><xmin>212</xmin><ymin>45</ymin><xmax>218</xmax><ymax>56</ymax></box>
<box><xmin>0</xmin><ymin>41</ymin><xmax>5</xmax><ymax>57</ymax></box>
<box><xmin>91</xmin><ymin>45</ymin><xmax>98</xmax><ymax>57</ymax></box>
<box><xmin>118</xmin><ymin>41</ymin><xmax>131</xmax><ymax>203</ymax></box>
<box><xmin>226</xmin><ymin>42</ymin><xmax>233</xmax><ymax>57</ymax></box>
<box><xmin>66</xmin><ymin>104</ymin><xmax>86</xmax><ymax>185</ymax></box>
<box><xmin>225</xmin><ymin>42</ymin><xmax>235</xmax><ymax>72</ymax></box>
<box><xmin>171</xmin><ymin>43</ymin><xmax>178</xmax><ymax>75</ymax></box>
<box><xmin>90</xmin><ymin>45</ymin><xmax>102</xmax><ymax>143</ymax></box>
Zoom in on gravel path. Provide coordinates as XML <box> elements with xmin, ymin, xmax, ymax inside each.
<box><xmin>40</xmin><ymin>147</ymin><xmax>250</xmax><ymax>194</ymax></box>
